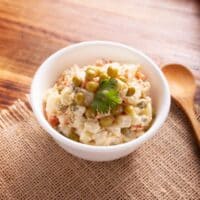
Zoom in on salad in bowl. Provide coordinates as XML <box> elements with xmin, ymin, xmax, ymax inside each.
<box><xmin>44</xmin><ymin>60</ymin><xmax>154</xmax><ymax>146</ymax></box>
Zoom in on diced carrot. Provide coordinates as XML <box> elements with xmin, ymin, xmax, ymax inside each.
<box><xmin>135</xmin><ymin>71</ymin><xmax>146</xmax><ymax>80</ymax></box>
<box><xmin>48</xmin><ymin>116</ymin><xmax>59</xmax><ymax>127</ymax></box>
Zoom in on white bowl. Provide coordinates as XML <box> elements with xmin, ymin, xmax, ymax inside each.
<box><xmin>31</xmin><ymin>41</ymin><xmax>170</xmax><ymax>162</ymax></box>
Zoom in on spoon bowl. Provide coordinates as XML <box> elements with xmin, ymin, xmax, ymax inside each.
<box><xmin>162</xmin><ymin>64</ymin><xmax>200</xmax><ymax>146</ymax></box>
<box><xmin>162</xmin><ymin>64</ymin><xmax>196</xmax><ymax>100</ymax></box>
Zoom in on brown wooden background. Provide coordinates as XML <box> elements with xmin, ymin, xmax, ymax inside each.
<box><xmin>0</xmin><ymin>0</ymin><xmax>199</xmax><ymax>109</ymax></box>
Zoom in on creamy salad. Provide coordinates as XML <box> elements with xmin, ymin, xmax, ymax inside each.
<box><xmin>43</xmin><ymin>59</ymin><xmax>154</xmax><ymax>146</ymax></box>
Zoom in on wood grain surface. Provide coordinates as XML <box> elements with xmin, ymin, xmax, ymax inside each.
<box><xmin>0</xmin><ymin>0</ymin><xmax>199</xmax><ymax>109</ymax></box>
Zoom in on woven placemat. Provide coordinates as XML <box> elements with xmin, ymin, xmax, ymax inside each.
<box><xmin>0</xmin><ymin>99</ymin><xmax>200</xmax><ymax>200</ymax></box>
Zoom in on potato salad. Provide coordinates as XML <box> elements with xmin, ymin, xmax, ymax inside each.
<box><xmin>43</xmin><ymin>60</ymin><xmax>154</xmax><ymax>146</ymax></box>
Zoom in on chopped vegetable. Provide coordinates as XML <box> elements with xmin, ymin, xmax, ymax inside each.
<box><xmin>116</xmin><ymin>115</ymin><xmax>132</xmax><ymax>128</ymax></box>
<box><xmin>48</xmin><ymin>116</ymin><xmax>59</xmax><ymax>127</ymax></box>
<box><xmin>124</xmin><ymin>105</ymin><xmax>135</xmax><ymax>115</ymax></box>
<box><xmin>86</xmin><ymin>81</ymin><xmax>99</xmax><ymax>92</ymax></box>
<box><xmin>99</xmin><ymin>116</ymin><xmax>114</xmax><ymax>127</ymax></box>
<box><xmin>68</xmin><ymin>130</ymin><xmax>79</xmax><ymax>142</ymax></box>
<box><xmin>86</xmin><ymin>69</ymin><xmax>97</xmax><ymax>80</ymax></box>
<box><xmin>121</xmin><ymin>128</ymin><xmax>131</xmax><ymax>135</ymax></box>
<box><xmin>75</xmin><ymin>92</ymin><xmax>85</xmax><ymax>105</ymax></box>
<box><xmin>72</xmin><ymin>76</ymin><xmax>82</xmax><ymax>87</ymax></box>
<box><xmin>99</xmin><ymin>72</ymin><xmax>109</xmax><ymax>81</ymax></box>
<box><xmin>85</xmin><ymin>107</ymin><xmax>96</xmax><ymax>118</ymax></box>
<box><xmin>107</xmin><ymin>66</ymin><xmax>119</xmax><ymax>77</ymax></box>
<box><xmin>127</xmin><ymin>87</ymin><xmax>135</xmax><ymax>96</ymax></box>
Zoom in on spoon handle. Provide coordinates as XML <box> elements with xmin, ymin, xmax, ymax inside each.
<box><xmin>184</xmin><ymin>104</ymin><xmax>200</xmax><ymax>146</ymax></box>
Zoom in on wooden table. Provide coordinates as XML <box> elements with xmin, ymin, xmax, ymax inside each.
<box><xmin>0</xmin><ymin>0</ymin><xmax>199</xmax><ymax>109</ymax></box>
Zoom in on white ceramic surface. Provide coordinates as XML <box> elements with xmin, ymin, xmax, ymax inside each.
<box><xmin>30</xmin><ymin>41</ymin><xmax>170</xmax><ymax>162</ymax></box>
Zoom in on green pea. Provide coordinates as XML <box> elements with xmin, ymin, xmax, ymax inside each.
<box><xmin>86</xmin><ymin>69</ymin><xmax>97</xmax><ymax>80</ymax></box>
<box><xmin>72</xmin><ymin>76</ymin><xmax>82</xmax><ymax>87</ymax></box>
<box><xmin>85</xmin><ymin>107</ymin><xmax>96</xmax><ymax>118</ymax></box>
<box><xmin>124</xmin><ymin>105</ymin><xmax>135</xmax><ymax>115</ymax></box>
<box><xmin>126</xmin><ymin>87</ymin><xmax>135</xmax><ymax>96</ymax></box>
<box><xmin>75</xmin><ymin>92</ymin><xmax>85</xmax><ymax>105</ymax></box>
<box><xmin>99</xmin><ymin>72</ymin><xmax>109</xmax><ymax>81</ymax></box>
<box><xmin>122</xmin><ymin>128</ymin><xmax>130</xmax><ymax>135</ymax></box>
<box><xmin>107</xmin><ymin>66</ymin><xmax>119</xmax><ymax>77</ymax></box>
<box><xmin>68</xmin><ymin>131</ymin><xmax>79</xmax><ymax>142</ymax></box>
<box><xmin>86</xmin><ymin>81</ymin><xmax>99</xmax><ymax>92</ymax></box>
<box><xmin>99</xmin><ymin>116</ymin><xmax>114</xmax><ymax>127</ymax></box>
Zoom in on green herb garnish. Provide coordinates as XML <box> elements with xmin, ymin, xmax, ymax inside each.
<box><xmin>91</xmin><ymin>78</ymin><xmax>121</xmax><ymax>113</ymax></box>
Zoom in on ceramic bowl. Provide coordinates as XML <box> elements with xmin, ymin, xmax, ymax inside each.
<box><xmin>31</xmin><ymin>41</ymin><xmax>170</xmax><ymax>161</ymax></box>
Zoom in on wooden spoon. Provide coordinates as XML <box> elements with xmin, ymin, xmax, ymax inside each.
<box><xmin>162</xmin><ymin>64</ymin><xmax>200</xmax><ymax>146</ymax></box>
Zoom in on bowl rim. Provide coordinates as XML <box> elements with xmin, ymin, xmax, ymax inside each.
<box><xmin>30</xmin><ymin>40</ymin><xmax>171</xmax><ymax>152</ymax></box>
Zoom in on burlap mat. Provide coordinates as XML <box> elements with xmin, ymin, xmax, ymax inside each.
<box><xmin>0</xmin><ymin>99</ymin><xmax>199</xmax><ymax>200</ymax></box>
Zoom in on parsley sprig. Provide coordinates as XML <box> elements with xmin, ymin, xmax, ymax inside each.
<box><xmin>91</xmin><ymin>78</ymin><xmax>121</xmax><ymax>113</ymax></box>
